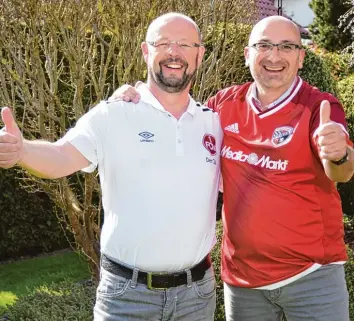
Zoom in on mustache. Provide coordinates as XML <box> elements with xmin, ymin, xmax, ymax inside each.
<box><xmin>159</xmin><ymin>57</ymin><xmax>188</xmax><ymax>67</ymax></box>
<box><xmin>261</xmin><ymin>59</ymin><xmax>287</xmax><ymax>68</ymax></box>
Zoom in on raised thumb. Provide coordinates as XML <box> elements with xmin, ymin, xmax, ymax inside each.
<box><xmin>1</xmin><ymin>107</ymin><xmax>20</xmax><ymax>136</ymax></box>
<box><xmin>319</xmin><ymin>100</ymin><xmax>331</xmax><ymax>126</ymax></box>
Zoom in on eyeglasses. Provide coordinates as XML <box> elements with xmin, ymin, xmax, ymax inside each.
<box><xmin>250</xmin><ymin>43</ymin><xmax>302</xmax><ymax>54</ymax></box>
<box><xmin>147</xmin><ymin>40</ymin><xmax>204</xmax><ymax>51</ymax></box>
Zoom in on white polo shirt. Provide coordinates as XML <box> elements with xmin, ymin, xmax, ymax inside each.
<box><xmin>62</xmin><ymin>84</ymin><xmax>222</xmax><ymax>272</ymax></box>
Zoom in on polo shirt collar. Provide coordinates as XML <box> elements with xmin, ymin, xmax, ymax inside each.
<box><xmin>137</xmin><ymin>83</ymin><xmax>196</xmax><ymax>116</ymax></box>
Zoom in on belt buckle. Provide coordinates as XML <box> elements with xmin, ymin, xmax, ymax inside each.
<box><xmin>147</xmin><ymin>272</ymin><xmax>168</xmax><ymax>290</ymax></box>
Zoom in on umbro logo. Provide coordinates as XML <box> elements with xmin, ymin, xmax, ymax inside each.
<box><xmin>139</xmin><ymin>131</ymin><xmax>154</xmax><ymax>143</ymax></box>
<box><xmin>139</xmin><ymin>132</ymin><xmax>154</xmax><ymax>139</ymax></box>
<box><xmin>224</xmin><ymin>123</ymin><xmax>239</xmax><ymax>134</ymax></box>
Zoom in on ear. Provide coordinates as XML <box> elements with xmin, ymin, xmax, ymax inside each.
<box><xmin>197</xmin><ymin>46</ymin><xmax>206</xmax><ymax>67</ymax></box>
<box><xmin>141</xmin><ymin>42</ymin><xmax>149</xmax><ymax>63</ymax></box>
<box><xmin>244</xmin><ymin>46</ymin><xmax>250</xmax><ymax>67</ymax></box>
<box><xmin>298</xmin><ymin>48</ymin><xmax>306</xmax><ymax>69</ymax></box>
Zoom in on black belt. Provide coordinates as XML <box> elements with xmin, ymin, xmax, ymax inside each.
<box><xmin>101</xmin><ymin>254</ymin><xmax>211</xmax><ymax>290</ymax></box>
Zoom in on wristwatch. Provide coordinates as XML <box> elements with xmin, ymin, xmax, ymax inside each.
<box><xmin>330</xmin><ymin>151</ymin><xmax>349</xmax><ymax>165</ymax></box>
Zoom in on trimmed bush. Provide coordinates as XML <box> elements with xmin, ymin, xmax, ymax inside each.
<box><xmin>299</xmin><ymin>48</ymin><xmax>337</xmax><ymax>95</ymax></box>
<box><xmin>336</xmin><ymin>74</ymin><xmax>354</xmax><ymax>229</ymax></box>
<box><xmin>336</xmin><ymin>74</ymin><xmax>354</xmax><ymax>220</ymax></box>
<box><xmin>4</xmin><ymin>281</ymin><xmax>96</xmax><ymax>321</ymax></box>
<box><xmin>0</xmin><ymin>169</ymin><xmax>69</xmax><ymax>260</ymax></box>
<box><xmin>337</xmin><ymin>74</ymin><xmax>354</xmax><ymax>139</ymax></box>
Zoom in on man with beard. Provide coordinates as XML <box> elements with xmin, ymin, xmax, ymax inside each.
<box><xmin>0</xmin><ymin>13</ymin><xmax>222</xmax><ymax>321</ymax></box>
<box><xmin>110</xmin><ymin>16</ymin><xmax>354</xmax><ymax>321</ymax></box>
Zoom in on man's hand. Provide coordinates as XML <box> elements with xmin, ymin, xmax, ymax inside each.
<box><xmin>108</xmin><ymin>84</ymin><xmax>141</xmax><ymax>104</ymax></box>
<box><xmin>317</xmin><ymin>100</ymin><xmax>347</xmax><ymax>162</ymax></box>
<box><xmin>0</xmin><ymin>107</ymin><xmax>24</xmax><ymax>168</ymax></box>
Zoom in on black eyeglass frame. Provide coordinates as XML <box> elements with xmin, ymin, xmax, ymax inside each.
<box><xmin>249</xmin><ymin>42</ymin><xmax>303</xmax><ymax>52</ymax></box>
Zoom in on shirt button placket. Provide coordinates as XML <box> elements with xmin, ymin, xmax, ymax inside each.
<box><xmin>176</xmin><ymin>122</ymin><xmax>184</xmax><ymax>156</ymax></box>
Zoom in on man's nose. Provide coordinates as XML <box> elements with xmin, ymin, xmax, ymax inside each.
<box><xmin>266</xmin><ymin>46</ymin><xmax>282</xmax><ymax>62</ymax></box>
<box><xmin>166</xmin><ymin>42</ymin><xmax>182</xmax><ymax>54</ymax></box>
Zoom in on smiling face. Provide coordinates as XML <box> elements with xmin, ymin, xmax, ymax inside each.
<box><xmin>142</xmin><ymin>15</ymin><xmax>205</xmax><ymax>93</ymax></box>
<box><xmin>244</xmin><ymin>16</ymin><xmax>305</xmax><ymax>96</ymax></box>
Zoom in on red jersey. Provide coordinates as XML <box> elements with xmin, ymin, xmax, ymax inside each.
<box><xmin>207</xmin><ymin>78</ymin><xmax>349</xmax><ymax>288</ymax></box>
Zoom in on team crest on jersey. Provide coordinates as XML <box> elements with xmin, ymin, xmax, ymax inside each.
<box><xmin>203</xmin><ymin>134</ymin><xmax>217</xmax><ymax>156</ymax></box>
<box><xmin>271</xmin><ymin>126</ymin><xmax>294</xmax><ymax>147</ymax></box>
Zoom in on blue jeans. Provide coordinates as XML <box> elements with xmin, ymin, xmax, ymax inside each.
<box><xmin>224</xmin><ymin>264</ymin><xmax>349</xmax><ymax>321</ymax></box>
<box><xmin>94</xmin><ymin>265</ymin><xmax>216</xmax><ymax>321</ymax></box>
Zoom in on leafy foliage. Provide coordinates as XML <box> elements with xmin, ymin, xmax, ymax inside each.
<box><xmin>299</xmin><ymin>48</ymin><xmax>336</xmax><ymax>94</ymax></box>
<box><xmin>311</xmin><ymin>49</ymin><xmax>353</xmax><ymax>81</ymax></box>
<box><xmin>337</xmin><ymin>74</ymin><xmax>354</xmax><ymax>133</ymax></box>
<box><xmin>0</xmin><ymin>169</ymin><xmax>69</xmax><ymax>260</ymax></box>
<box><xmin>336</xmin><ymin>75</ymin><xmax>354</xmax><ymax>222</ymax></box>
<box><xmin>309</xmin><ymin>0</ymin><xmax>353</xmax><ymax>51</ymax></box>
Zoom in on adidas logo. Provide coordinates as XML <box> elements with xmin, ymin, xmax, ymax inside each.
<box><xmin>224</xmin><ymin>123</ymin><xmax>239</xmax><ymax>134</ymax></box>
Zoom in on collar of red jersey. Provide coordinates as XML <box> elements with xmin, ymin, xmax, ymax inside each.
<box><xmin>136</xmin><ymin>82</ymin><xmax>197</xmax><ymax>116</ymax></box>
<box><xmin>249</xmin><ymin>76</ymin><xmax>302</xmax><ymax>110</ymax></box>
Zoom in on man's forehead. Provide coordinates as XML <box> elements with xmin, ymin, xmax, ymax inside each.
<box><xmin>249</xmin><ymin>18</ymin><xmax>301</xmax><ymax>44</ymax></box>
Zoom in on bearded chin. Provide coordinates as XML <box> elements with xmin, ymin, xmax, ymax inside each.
<box><xmin>150</xmin><ymin>66</ymin><xmax>196</xmax><ymax>93</ymax></box>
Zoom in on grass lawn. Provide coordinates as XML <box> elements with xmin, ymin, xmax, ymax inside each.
<box><xmin>0</xmin><ymin>250</ymin><xmax>91</xmax><ymax>315</ymax></box>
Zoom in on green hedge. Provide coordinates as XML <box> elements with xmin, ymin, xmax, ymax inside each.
<box><xmin>336</xmin><ymin>74</ymin><xmax>354</xmax><ymax>221</ymax></box>
<box><xmin>313</xmin><ymin>50</ymin><xmax>353</xmax><ymax>81</ymax></box>
<box><xmin>299</xmin><ymin>48</ymin><xmax>337</xmax><ymax>94</ymax></box>
<box><xmin>0</xmin><ymin>169</ymin><xmax>69</xmax><ymax>260</ymax></box>
<box><xmin>4</xmin><ymin>281</ymin><xmax>96</xmax><ymax>321</ymax></box>
<box><xmin>337</xmin><ymin>74</ymin><xmax>354</xmax><ymax>139</ymax></box>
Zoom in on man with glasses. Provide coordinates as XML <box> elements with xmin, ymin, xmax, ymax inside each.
<box><xmin>0</xmin><ymin>13</ymin><xmax>221</xmax><ymax>321</ymax></box>
<box><xmin>112</xmin><ymin>15</ymin><xmax>353</xmax><ymax>321</ymax></box>
<box><xmin>209</xmin><ymin>15</ymin><xmax>353</xmax><ymax>321</ymax></box>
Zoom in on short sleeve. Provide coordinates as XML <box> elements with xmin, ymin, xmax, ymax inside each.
<box><xmin>59</xmin><ymin>102</ymin><xmax>108</xmax><ymax>173</ymax></box>
<box><xmin>206</xmin><ymin>85</ymin><xmax>243</xmax><ymax>114</ymax></box>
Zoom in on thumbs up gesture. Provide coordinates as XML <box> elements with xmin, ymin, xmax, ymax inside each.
<box><xmin>316</xmin><ymin>100</ymin><xmax>347</xmax><ymax>162</ymax></box>
<box><xmin>0</xmin><ymin>107</ymin><xmax>24</xmax><ymax>168</ymax></box>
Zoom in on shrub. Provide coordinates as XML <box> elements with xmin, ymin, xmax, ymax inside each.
<box><xmin>4</xmin><ymin>281</ymin><xmax>96</xmax><ymax>321</ymax></box>
<box><xmin>309</xmin><ymin>0</ymin><xmax>353</xmax><ymax>52</ymax></box>
<box><xmin>0</xmin><ymin>169</ymin><xmax>69</xmax><ymax>260</ymax></box>
<box><xmin>345</xmin><ymin>246</ymin><xmax>354</xmax><ymax>320</ymax></box>
<box><xmin>299</xmin><ymin>48</ymin><xmax>337</xmax><ymax>95</ymax></box>
<box><xmin>319</xmin><ymin>51</ymin><xmax>353</xmax><ymax>80</ymax></box>
<box><xmin>336</xmin><ymin>74</ymin><xmax>354</xmax><ymax>233</ymax></box>
<box><xmin>337</xmin><ymin>74</ymin><xmax>354</xmax><ymax>139</ymax></box>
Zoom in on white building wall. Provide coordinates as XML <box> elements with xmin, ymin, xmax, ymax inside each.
<box><xmin>274</xmin><ymin>0</ymin><xmax>315</xmax><ymax>27</ymax></box>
